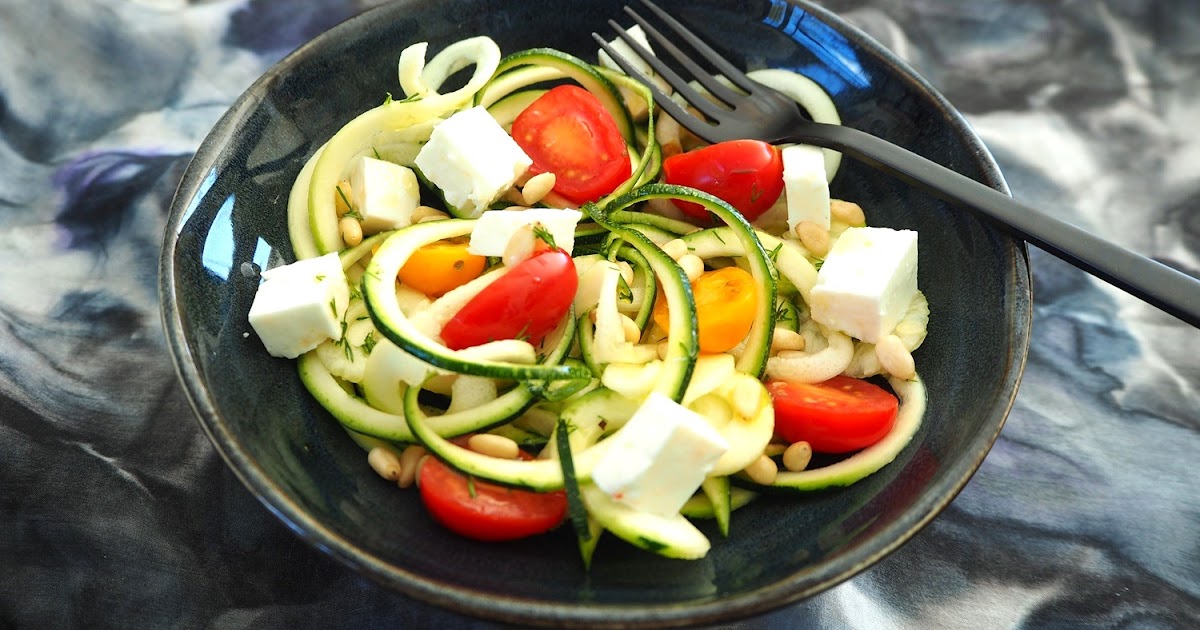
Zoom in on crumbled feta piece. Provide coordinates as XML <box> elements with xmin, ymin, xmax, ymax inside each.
<box><xmin>809</xmin><ymin>227</ymin><xmax>918</xmax><ymax>343</ymax></box>
<box><xmin>248</xmin><ymin>253</ymin><xmax>349</xmax><ymax>358</ymax></box>
<box><xmin>598</xmin><ymin>24</ymin><xmax>656</xmax><ymax>77</ymax></box>
<box><xmin>414</xmin><ymin>106</ymin><xmax>532</xmax><ymax>217</ymax></box>
<box><xmin>349</xmin><ymin>156</ymin><xmax>420</xmax><ymax>234</ymax></box>
<box><xmin>467</xmin><ymin>207</ymin><xmax>583</xmax><ymax>257</ymax></box>
<box><xmin>591</xmin><ymin>392</ymin><xmax>730</xmax><ymax>517</ymax></box>
<box><xmin>782</xmin><ymin>144</ymin><xmax>830</xmax><ymax>232</ymax></box>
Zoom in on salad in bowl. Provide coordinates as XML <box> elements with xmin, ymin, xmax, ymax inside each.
<box><xmin>161</xmin><ymin>1</ymin><xmax>1031</xmax><ymax>624</ymax></box>
<box><xmin>247</xmin><ymin>32</ymin><xmax>930</xmax><ymax>563</ymax></box>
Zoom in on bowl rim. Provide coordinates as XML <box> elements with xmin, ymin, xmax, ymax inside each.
<box><xmin>159</xmin><ymin>0</ymin><xmax>1032</xmax><ymax>626</ymax></box>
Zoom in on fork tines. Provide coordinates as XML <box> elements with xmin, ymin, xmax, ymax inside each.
<box><xmin>593</xmin><ymin>0</ymin><xmax>761</xmax><ymax>140</ymax></box>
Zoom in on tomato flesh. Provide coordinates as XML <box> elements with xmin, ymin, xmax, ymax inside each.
<box><xmin>418</xmin><ymin>453</ymin><xmax>567</xmax><ymax>542</ymax></box>
<box><xmin>440</xmin><ymin>248</ymin><xmax>577</xmax><ymax>350</ymax></box>
<box><xmin>767</xmin><ymin>376</ymin><xmax>899</xmax><ymax>453</ymax></box>
<box><xmin>397</xmin><ymin>240</ymin><xmax>486</xmax><ymax>297</ymax></box>
<box><xmin>652</xmin><ymin>267</ymin><xmax>758</xmax><ymax>354</ymax></box>
<box><xmin>511</xmin><ymin>85</ymin><xmax>631</xmax><ymax>204</ymax></box>
<box><xmin>662</xmin><ymin>139</ymin><xmax>784</xmax><ymax>222</ymax></box>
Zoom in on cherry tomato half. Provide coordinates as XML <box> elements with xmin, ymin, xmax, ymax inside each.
<box><xmin>651</xmin><ymin>266</ymin><xmax>758</xmax><ymax>354</ymax></box>
<box><xmin>511</xmin><ymin>85</ymin><xmax>631</xmax><ymax>204</ymax></box>
<box><xmin>417</xmin><ymin>453</ymin><xmax>567</xmax><ymax>542</ymax></box>
<box><xmin>766</xmin><ymin>376</ymin><xmax>899</xmax><ymax>453</ymax></box>
<box><xmin>440</xmin><ymin>248</ymin><xmax>577</xmax><ymax>350</ymax></box>
<box><xmin>397</xmin><ymin>239</ymin><xmax>487</xmax><ymax>297</ymax></box>
<box><xmin>662</xmin><ymin>139</ymin><xmax>784</xmax><ymax>222</ymax></box>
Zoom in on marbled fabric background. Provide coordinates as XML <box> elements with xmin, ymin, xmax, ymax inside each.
<box><xmin>1</xmin><ymin>0</ymin><xmax>1197</xmax><ymax>627</ymax></box>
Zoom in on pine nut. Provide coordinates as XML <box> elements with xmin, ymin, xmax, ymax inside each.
<box><xmin>339</xmin><ymin>216</ymin><xmax>363</xmax><ymax>246</ymax></box>
<box><xmin>771</xmin><ymin>328</ymin><xmax>806</xmax><ymax>354</ymax></box>
<box><xmin>502</xmin><ymin>224</ymin><xmax>536</xmax><ymax>267</ymax></box>
<box><xmin>783</xmin><ymin>441</ymin><xmax>813</xmax><ymax>472</ymax></box>
<box><xmin>501</xmin><ymin>188</ymin><xmax>526</xmax><ymax>205</ymax></box>
<box><xmin>731</xmin><ymin>378</ymin><xmax>761</xmax><ymax>419</ymax></box>
<box><xmin>744</xmin><ymin>454</ymin><xmax>778</xmax><ymax>485</ymax></box>
<box><xmin>763</xmin><ymin>443</ymin><xmax>787</xmax><ymax>457</ymax></box>
<box><xmin>410</xmin><ymin>205</ymin><xmax>448</xmax><ymax>223</ymax></box>
<box><xmin>467</xmin><ymin>434</ymin><xmax>521</xmax><ymax>460</ymax></box>
<box><xmin>678</xmin><ymin>254</ymin><xmax>705</xmax><ymax>282</ymax></box>
<box><xmin>620</xmin><ymin>313</ymin><xmax>642</xmax><ymax>343</ymax></box>
<box><xmin>830</xmin><ymin>199</ymin><xmax>866</xmax><ymax>226</ymax></box>
<box><xmin>334</xmin><ymin>181</ymin><xmax>353</xmax><ymax>216</ymax></box>
<box><xmin>661</xmin><ymin>238</ymin><xmax>689</xmax><ymax>261</ymax></box>
<box><xmin>367</xmin><ymin>447</ymin><xmax>402</xmax><ymax>481</ymax></box>
<box><xmin>521</xmin><ymin>172</ymin><xmax>556</xmax><ymax>206</ymax></box>
<box><xmin>795</xmin><ymin>221</ymin><xmax>831</xmax><ymax>257</ymax></box>
<box><xmin>875</xmin><ymin>334</ymin><xmax>916</xmax><ymax>380</ymax></box>
<box><xmin>397</xmin><ymin>445</ymin><xmax>427</xmax><ymax>488</ymax></box>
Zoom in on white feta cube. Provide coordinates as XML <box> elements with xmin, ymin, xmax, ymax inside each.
<box><xmin>782</xmin><ymin>144</ymin><xmax>830</xmax><ymax>232</ymax></box>
<box><xmin>598</xmin><ymin>24</ymin><xmax>656</xmax><ymax>77</ymax></box>
<box><xmin>414</xmin><ymin>106</ymin><xmax>532</xmax><ymax>217</ymax></box>
<box><xmin>467</xmin><ymin>207</ymin><xmax>583</xmax><ymax>257</ymax></box>
<box><xmin>591</xmin><ymin>392</ymin><xmax>730</xmax><ymax>517</ymax></box>
<box><xmin>349</xmin><ymin>156</ymin><xmax>420</xmax><ymax>234</ymax></box>
<box><xmin>809</xmin><ymin>227</ymin><xmax>918</xmax><ymax>343</ymax></box>
<box><xmin>248</xmin><ymin>253</ymin><xmax>349</xmax><ymax>358</ymax></box>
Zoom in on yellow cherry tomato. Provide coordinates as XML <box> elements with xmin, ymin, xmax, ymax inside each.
<box><xmin>652</xmin><ymin>266</ymin><xmax>758</xmax><ymax>353</ymax></box>
<box><xmin>397</xmin><ymin>240</ymin><xmax>487</xmax><ymax>297</ymax></box>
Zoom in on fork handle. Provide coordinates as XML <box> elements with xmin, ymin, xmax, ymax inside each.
<box><xmin>783</xmin><ymin>123</ymin><xmax>1200</xmax><ymax>328</ymax></box>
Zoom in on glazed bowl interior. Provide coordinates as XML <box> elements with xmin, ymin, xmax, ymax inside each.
<box><xmin>160</xmin><ymin>0</ymin><xmax>1032</xmax><ymax>627</ymax></box>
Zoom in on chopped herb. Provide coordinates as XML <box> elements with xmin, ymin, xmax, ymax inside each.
<box><xmin>467</xmin><ymin>475</ymin><xmax>478</xmax><ymax>499</ymax></box>
<box><xmin>749</xmin><ymin>183</ymin><xmax>763</xmax><ymax>204</ymax></box>
<box><xmin>349</xmin><ymin>284</ymin><xmax>363</xmax><ymax>301</ymax></box>
<box><xmin>329</xmin><ymin>298</ymin><xmax>338</xmax><ymax>318</ymax></box>
<box><xmin>371</xmin><ymin>146</ymin><xmax>383</xmax><ymax>160</ymax></box>
<box><xmin>774</xmin><ymin>302</ymin><xmax>794</xmax><ymax>325</ymax></box>
<box><xmin>342</xmin><ymin>208</ymin><xmax>363</xmax><ymax>221</ymax></box>
<box><xmin>362</xmin><ymin>331</ymin><xmax>378</xmax><ymax>355</ymax></box>
<box><xmin>513</xmin><ymin>322</ymin><xmax>532</xmax><ymax>344</ymax></box>
<box><xmin>768</xmin><ymin>243</ymin><xmax>783</xmax><ymax>264</ymax></box>
<box><xmin>315</xmin><ymin>274</ymin><xmax>326</xmax><ymax>282</ymax></box>
<box><xmin>531</xmin><ymin>223</ymin><xmax>557</xmax><ymax>250</ymax></box>
<box><xmin>713</xmin><ymin>230</ymin><xmax>726</xmax><ymax>244</ymax></box>
<box><xmin>813</xmin><ymin>259</ymin><xmax>824</xmax><ymax>271</ymax></box>
<box><xmin>336</xmin><ymin>319</ymin><xmax>355</xmax><ymax>362</ymax></box>
<box><xmin>335</xmin><ymin>183</ymin><xmax>354</xmax><ymax>211</ymax></box>
<box><xmin>382</xmin><ymin>92</ymin><xmax>394</xmax><ymax>105</ymax></box>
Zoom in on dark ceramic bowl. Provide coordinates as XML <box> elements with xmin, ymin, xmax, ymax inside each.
<box><xmin>160</xmin><ymin>0</ymin><xmax>1031</xmax><ymax>627</ymax></box>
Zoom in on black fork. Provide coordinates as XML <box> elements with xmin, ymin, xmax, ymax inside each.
<box><xmin>594</xmin><ymin>0</ymin><xmax>1200</xmax><ymax>328</ymax></box>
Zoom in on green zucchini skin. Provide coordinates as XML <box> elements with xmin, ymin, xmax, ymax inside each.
<box><xmin>362</xmin><ymin>219</ymin><xmax>590</xmax><ymax>382</ymax></box>
<box><xmin>597</xmin><ymin>184</ymin><xmax>779</xmax><ymax>379</ymax></box>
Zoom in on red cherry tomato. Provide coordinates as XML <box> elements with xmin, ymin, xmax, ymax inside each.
<box><xmin>511</xmin><ymin>85</ymin><xmax>631</xmax><ymax>204</ymax></box>
<box><xmin>417</xmin><ymin>452</ymin><xmax>567</xmax><ymax>542</ymax></box>
<box><xmin>766</xmin><ymin>376</ymin><xmax>899</xmax><ymax>453</ymax></box>
<box><xmin>662</xmin><ymin>139</ymin><xmax>784</xmax><ymax>222</ymax></box>
<box><xmin>440</xmin><ymin>249</ymin><xmax>577</xmax><ymax>350</ymax></box>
